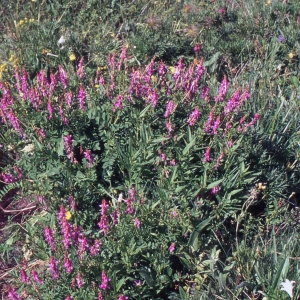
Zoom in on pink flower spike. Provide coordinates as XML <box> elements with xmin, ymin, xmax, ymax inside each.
<box><xmin>31</xmin><ymin>269</ymin><xmax>44</xmax><ymax>285</ymax></box>
<box><xmin>99</xmin><ymin>270</ymin><xmax>111</xmax><ymax>290</ymax></box>
<box><xmin>215</xmin><ymin>76</ymin><xmax>229</xmax><ymax>102</ymax></box>
<box><xmin>21</xmin><ymin>269</ymin><xmax>31</xmax><ymax>284</ymax></box>
<box><xmin>133</xmin><ymin>218</ymin><xmax>141</xmax><ymax>230</ymax></box>
<box><xmin>76</xmin><ymin>272</ymin><xmax>85</xmax><ymax>289</ymax></box>
<box><xmin>169</xmin><ymin>243</ymin><xmax>176</xmax><ymax>253</ymax></box>
<box><xmin>187</xmin><ymin>106</ymin><xmax>201</xmax><ymax>126</ymax></box>
<box><xmin>78</xmin><ymin>83</ymin><xmax>86</xmax><ymax>110</ymax></box>
<box><xmin>203</xmin><ymin>147</ymin><xmax>211</xmax><ymax>163</ymax></box>
<box><xmin>7</xmin><ymin>287</ymin><xmax>22</xmax><ymax>300</ymax></box>
<box><xmin>49</xmin><ymin>256</ymin><xmax>60</xmax><ymax>280</ymax></box>
<box><xmin>77</xmin><ymin>57</ymin><xmax>85</xmax><ymax>79</ymax></box>
<box><xmin>118</xmin><ymin>295</ymin><xmax>129</xmax><ymax>300</ymax></box>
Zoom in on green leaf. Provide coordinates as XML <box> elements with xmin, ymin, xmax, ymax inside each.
<box><xmin>206</xmin><ymin>179</ymin><xmax>223</xmax><ymax>190</ymax></box>
<box><xmin>182</xmin><ymin>137</ymin><xmax>196</xmax><ymax>156</ymax></box>
<box><xmin>203</xmin><ymin>52</ymin><xmax>221</xmax><ymax>67</ymax></box>
<box><xmin>179</xmin><ymin>286</ymin><xmax>187</xmax><ymax>299</ymax></box>
<box><xmin>139</xmin><ymin>104</ymin><xmax>152</xmax><ymax>117</ymax></box>
<box><xmin>57</xmin><ymin>135</ymin><xmax>65</xmax><ymax>156</ymax></box>
<box><xmin>188</xmin><ymin>217</ymin><xmax>212</xmax><ymax>252</ymax></box>
<box><xmin>151</xmin><ymin>137</ymin><xmax>170</xmax><ymax>143</ymax></box>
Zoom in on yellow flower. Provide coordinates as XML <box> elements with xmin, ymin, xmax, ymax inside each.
<box><xmin>169</xmin><ymin>66</ymin><xmax>175</xmax><ymax>74</ymax></box>
<box><xmin>151</xmin><ymin>75</ymin><xmax>157</xmax><ymax>83</ymax></box>
<box><xmin>288</xmin><ymin>52</ymin><xmax>294</xmax><ymax>59</ymax></box>
<box><xmin>0</xmin><ymin>64</ymin><xmax>8</xmax><ymax>80</ymax></box>
<box><xmin>65</xmin><ymin>211</ymin><xmax>72</xmax><ymax>220</ymax></box>
<box><xmin>94</xmin><ymin>84</ymin><xmax>99</xmax><ymax>88</ymax></box>
<box><xmin>69</xmin><ymin>53</ymin><xmax>76</xmax><ymax>61</ymax></box>
<box><xmin>266</xmin><ymin>0</ymin><xmax>271</xmax><ymax>5</ymax></box>
<box><xmin>18</xmin><ymin>20</ymin><xmax>25</xmax><ymax>26</ymax></box>
<box><xmin>29</xmin><ymin>18</ymin><xmax>35</xmax><ymax>23</ymax></box>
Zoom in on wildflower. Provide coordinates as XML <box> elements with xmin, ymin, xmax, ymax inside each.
<box><xmin>193</xmin><ymin>43</ymin><xmax>202</xmax><ymax>57</ymax></box>
<box><xmin>164</xmin><ymin>100</ymin><xmax>176</xmax><ymax>118</ymax></box>
<box><xmin>76</xmin><ymin>273</ymin><xmax>85</xmax><ymax>289</ymax></box>
<box><xmin>90</xmin><ymin>239</ymin><xmax>102</xmax><ymax>256</ymax></box>
<box><xmin>99</xmin><ymin>270</ymin><xmax>111</xmax><ymax>290</ymax></box>
<box><xmin>78</xmin><ymin>83</ymin><xmax>86</xmax><ymax>110</ymax></box>
<box><xmin>248</xmin><ymin>113</ymin><xmax>260</xmax><ymax>127</ymax></box>
<box><xmin>77</xmin><ymin>234</ymin><xmax>89</xmax><ymax>259</ymax></box>
<box><xmin>65</xmin><ymin>296</ymin><xmax>73</xmax><ymax>300</ymax></box>
<box><xmin>184</xmin><ymin>25</ymin><xmax>199</xmax><ymax>38</ymax></box>
<box><xmin>219</xmin><ymin>7</ymin><xmax>226</xmax><ymax>14</ymax></box>
<box><xmin>169</xmin><ymin>159</ymin><xmax>176</xmax><ymax>166</ymax></box>
<box><xmin>124</xmin><ymin>198</ymin><xmax>134</xmax><ymax>214</ymax></box>
<box><xmin>277</xmin><ymin>35</ymin><xmax>285</xmax><ymax>43</ymax></box>
<box><xmin>214</xmin><ymin>152</ymin><xmax>224</xmax><ymax>170</ymax></box>
<box><xmin>49</xmin><ymin>256</ymin><xmax>60</xmax><ymax>280</ymax></box>
<box><xmin>21</xmin><ymin>144</ymin><xmax>34</xmax><ymax>153</ymax></box>
<box><xmin>134</xmin><ymin>280</ymin><xmax>143</xmax><ymax>287</ymax></box>
<box><xmin>21</xmin><ymin>269</ymin><xmax>31</xmax><ymax>284</ymax></box>
<box><xmin>65</xmin><ymin>211</ymin><xmax>72</xmax><ymax>220</ymax></box>
<box><xmin>44</xmin><ymin>226</ymin><xmax>56</xmax><ymax>251</ymax></box>
<box><xmin>69</xmin><ymin>53</ymin><xmax>76</xmax><ymax>61</ymax></box>
<box><xmin>266</xmin><ymin>0</ymin><xmax>271</xmax><ymax>5</ymax></box>
<box><xmin>77</xmin><ymin>57</ymin><xmax>85</xmax><ymax>79</ymax></box>
<box><xmin>166</xmin><ymin>121</ymin><xmax>173</xmax><ymax>136</ymax></box>
<box><xmin>187</xmin><ymin>107</ymin><xmax>201</xmax><ymax>126</ymax></box>
<box><xmin>211</xmin><ymin>115</ymin><xmax>221</xmax><ymax>135</ymax></box>
<box><xmin>133</xmin><ymin>218</ymin><xmax>141</xmax><ymax>230</ymax></box>
<box><xmin>203</xmin><ymin>147</ymin><xmax>211</xmax><ymax>163</ymax></box>
<box><xmin>128</xmin><ymin>188</ymin><xmax>137</xmax><ymax>200</ymax></box>
<box><xmin>108</xmin><ymin>52</ymin><xmax>117</xmax><ymax>72</ymax></box>
<box><xmin>228</xmin><ymin>140</ymin><xmax>233</xmax><ymax>148</ymax></box>
<box><xmin>169</xmin><ymin>66</ymin><xmax>175</xmax><ymax>74</ymax></box>
<box><xmin>169</xmin><ymin>243</ymin><xmax>176</xmax><ymax>253</ymax></box>
<box><xmin>210</xmin><ymin>185</ymin><xmax>220</xmax><ymax>195</ymax></box>
<box><xmin>59</xmin><ymin>105</ymin><xmax>69</xmax><ymax>125</ymax></box>
<box><xmin>158</xmin><ymin>61</ymin><xmax>167</xmax><ymax>78</ymax></box>
<box><xmin>281</xmin><ymin>279</ymin><xmax>295</xmax><ymax>299</ymax></box>
<box><xmin>65</xmin><ymin>91</ymin><xmax>74</xmax><ymax>108</ymax></box>
<box><xmin>64</xmin><ymin>135</ymin><xmax>77</xmax><ymax>164</ymax></box>
<box><xmin>160</xmin><ymin>153</ymin><xmax>166</xmax><ymax>161</ymax></box>
<box><xmin>112</xmin><ymin>94</ymin><xmax>124</xmax><ymax>112</ymax></box>
<box><xmin>288</xmin><ymin>52</ymin><xmax>294</xmax><ymax>59</ymax></box>
<box><xmin>215</xmin><ymin>76</ymin><xmax>229</xmax><ymax>102</ymax></box>
<box><xmin>7</xmin><ymin>287</ymin><xmax>21</xmax><ymax>300</ymax></box>
<box><xmin>147</xmin><ymin>89</ymin><xmax>159</xmax><ymax>108</ymax></box>
<box><xmin>58</xmin><ymin>205</ymin><xmax>72</xmax><ymax>250</ymax></box>
<box><xmin>98</xmin><ymin>291</ymin><xmax>104</xmax><ymax>300</ymax></box>
<box><xmin>68</xmin><ymin>195</ymin><xmax>77</xmax><ymax>212</ymax></box>
<box><xmin>118</xmin><ymin>295</ymin><xmax>129</xmax><ymax>300</ymax></box>
<box><xmin>57</xmin><ymin>36</ymin><xmax>65</xmax><ymax>49</ymax></box>
<box><xmin>98</xmin><ymin>199</ymin><xmax>110</xmax><ymax>235</ymax></box>
<box><xmin>201</xmin><ymin>85</ymin><xmax>210</xmax><ymax>100</ymax></box>
<box><xmin>63</xmin><ymin>255</ymin><xmax>73</xmax><ymax>273</ymax></box>
<box><xmin>224</xmin><ymin>90</ymin><xmax>241</xmax><ymax>115</ymax></box>
<box><xmin>47</xmin><ymin>99</ymin><xmax>54</xmax><ymax>120</ymax></box>
<box><xmin>31</xmin><ymin>269</ymin><xmax>44</xmax><ymax>285</ymax></box>
<box><xmin>58</xmin><ymin>65</ymin><xmax>68</xmax><ymax>89</ymax></box>
<box><xmin>146</xmin><ymin>16</ymin><xmax>161</xmax><ymax>29</ymax></box>
<box><xmin>118</xmin><ymin>46</ymin><xmax>128</xmax><ymax>70</ymax></box>
<box><xmin>84</xmin><ymin>149</ymin><xmax>94</xmax><ymax>168</ymax></box>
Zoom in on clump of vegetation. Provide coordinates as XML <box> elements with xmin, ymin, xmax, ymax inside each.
<box><xmin>0</xmin><ymin>0</ymin><xmax>299</xmax><ymax>299</ymax></box>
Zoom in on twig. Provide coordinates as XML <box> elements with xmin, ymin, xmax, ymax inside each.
<box><xmin>0</xmin><ymin>205</ymin><xmax>36</xmax><ymax>214</ymax></box>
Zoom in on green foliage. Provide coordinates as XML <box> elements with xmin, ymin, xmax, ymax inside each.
<box><xmin>0</xmin><ymin>0</ymin><xmax>300</xmax><ymax>299</ymax></box>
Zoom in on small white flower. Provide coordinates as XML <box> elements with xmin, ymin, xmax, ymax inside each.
<box><xmin>118</xmin><ymin>193</ymin><xmax>123</xmax><ymax>202</ymax></box>
<box><xmin>58</xmin><ymin>35</ymin><xmax>65</xmax><ymax>49</ymax></box>
<box><xmin>280</xmin><ymin>278</ymin><xmax>295</xmax><ymax>299</ymax></box>
<box><xmin>21</xmin><ymin>144</ymin><xmax>34</xmax><ymax>153</ymax></box>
